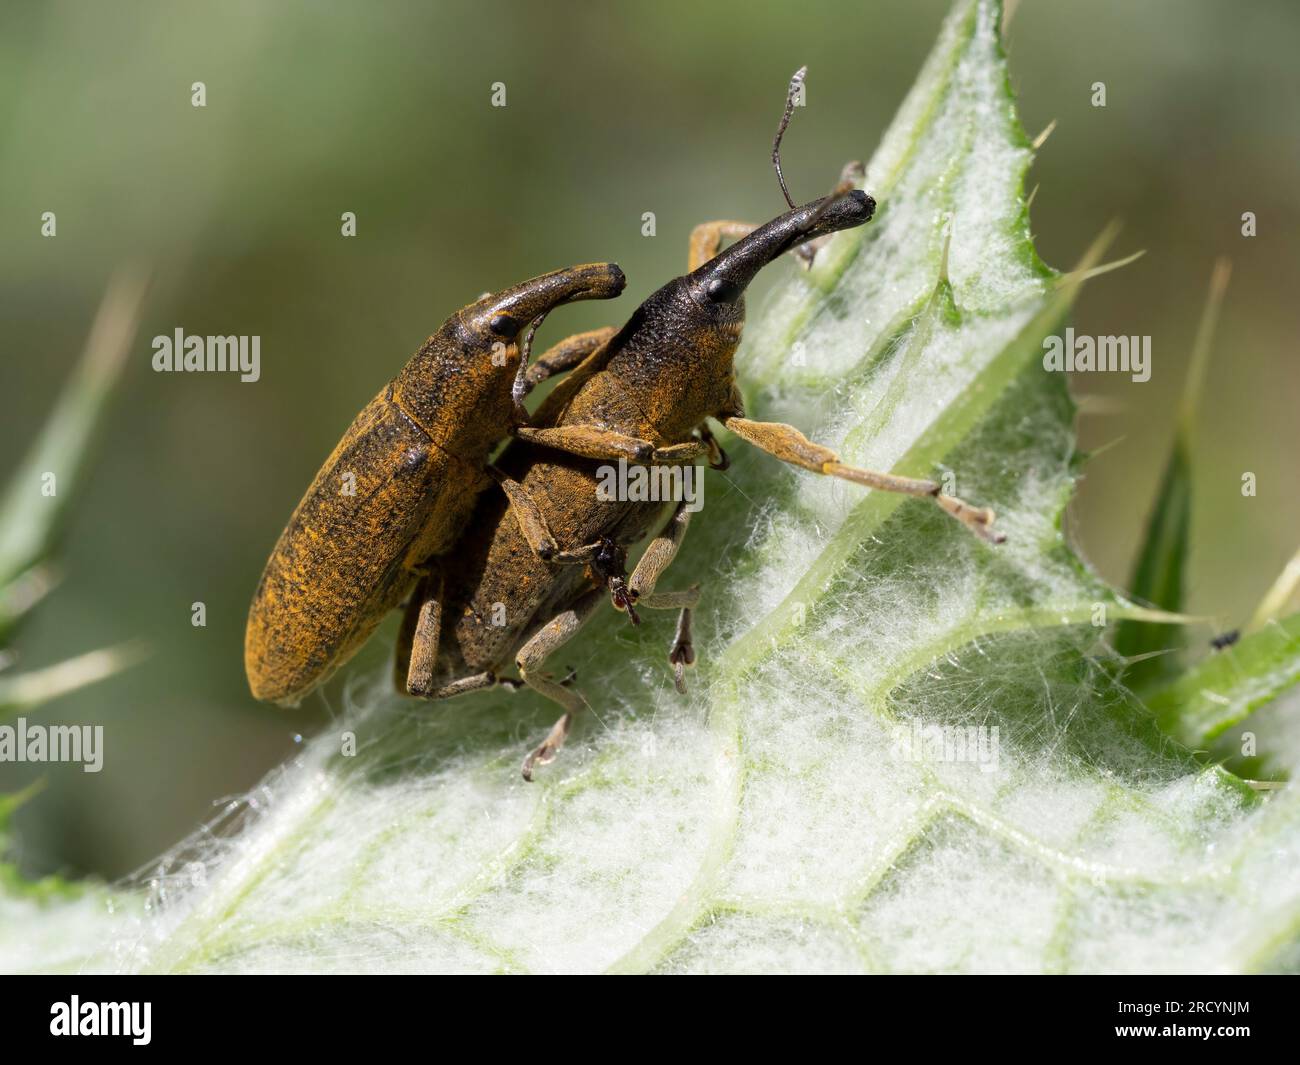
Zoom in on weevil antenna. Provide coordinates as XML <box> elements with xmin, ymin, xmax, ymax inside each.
<box><xmin>772</xmin><ymin>65</ymin><xmax>807</xmax><ymax>210</ymax></box>
<box><xmin>512</xmin><ymin>311</ymin><xmax>549</xmax><ymax>415</ymax></box>
<box><xmin>521</xmin><ymin>311</ymin><xmax>548</xmax><ymax>365</ymax></box>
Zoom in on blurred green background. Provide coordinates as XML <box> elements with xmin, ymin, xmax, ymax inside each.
<box><xmin>2</xmin><ymin>0</ymin><xmax>1297</xmax><ymax>880</ymax></box>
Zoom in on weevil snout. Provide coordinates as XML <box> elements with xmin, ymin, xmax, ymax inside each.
<box><xmin>465</xmin><ymin>262</ymin><xmax>627</xmax><ymax>340</ymax></box>
<box><xmin>690</xmin><ymin>190</ymin><xmax>874</xmax><ymax>304</ymax></box>
<box><xmin>812</xmin><ymin>188</ymin><xmax>875</xmax><ymax>231</ymax></box>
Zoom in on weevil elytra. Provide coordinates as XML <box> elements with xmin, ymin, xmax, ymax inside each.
<box><xmin>395</xmin><ymin>70</ymin><xmax>1005</xmax><ymax>779</ymax></box>
<box><xmin>244</xmin><ymin>263</ymin><xmax>626</xmax><ymax>704</ymax></box>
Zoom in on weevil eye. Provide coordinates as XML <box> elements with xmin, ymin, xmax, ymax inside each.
<box><xmin>489</xmin><ymin>313</ymin><xmax>520</xmax><ymax>337</ymax></box>
<box><xmin>705</xmin><ymin>277</ymin><xmax>743</xmax><ymax>304</ymax></box>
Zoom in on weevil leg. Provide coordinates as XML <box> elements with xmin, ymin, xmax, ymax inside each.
<box><xmin>515</xmin><ymin>425</ymin><xmax>651</xmax><ymax>462</ymax></box>
<box><xmin>633</xmin><ymin>587</ymin><xmax>700</xmax><ymax>610</ymax></box>
<box><xmin>494</xmin><ymin>537</ymin><xmax>614</xmax><ymax>568</ymax></box>
<box><xmin>491</xmin><ymin>465</ymin><xmax>651</xmax><ymax>565</ymax></box>
<box><xmin>520</xmin><ymin>327</ymin><xmax>618</xmax><ymax>396</ymax></box>
<box><xmin>398</xmin><ymin>570</ymin><xmax>504</xmax><ymax>698</ymax></box>
<box><xmin>517</xmin><ymin>590</ymin><xmax>604</xmax><ymax>780</ymax></box>
<box><xmin>499</xmin><ymin>667</ymin><xmax>576</xmax><ymax>692</ymax></box>
<box><xmin>395</xmin><ymin>567</ymin><xmax>444</xmax><ymax>695</ymax></box>
<box><xmin>627</xmin><ymin>501</ymin><xmax>702</xmax><ymax>692</ymax></box>
<box><xmin>719</xmin><ymin>414</ymin><xmax>1005</xmax><ymax>544</ymax></box>
<box><xmin>628</xmin><ymin>500</ymin><xmax>693</xmax><ymax>599</ymax></box>
<box><xmin>422</xmin><ymin>671</ymin><xmax>500</xmax><ymax>699</ymax></box>
<box><xmin>698</xmin><ymin>422</ymin><xmax>730</xmax><ymax>470</ymax></box>
<box><xmin>551</xmin><ymin>542</ymin><xmax>603</xmax><ymax>565</ymax></box>
<box><xmin>489</xmin><ymin>466</ymin><xmax>561</xmax><ymax>561</ymax></box>
<box><xmin>544</xmin><ymin>497</ymin><xmax>698</xmax><ymax>612</ymax></box>
<box><xmin>396</xmin><ymin>571</ymin><xmax>503</xmax><ymax>699</ymax></box>
<box><xmin>513</xmin><ymin>425</ymin><xmax>707</xmax><ymax>465</ymax></box>
<box><xmin>633</xmin><ymin>588</ymin><xmax>702</xmax><ymax>695</ymax></box>
<box><xmin>668</xmin><ymin>607</ymin><xmax>695</xmax><ymax>695</ymax></box>
<box><xmin>647</xmin><ymin>439</ymin><xmax>709</xmax><ymax>464</ymax></box>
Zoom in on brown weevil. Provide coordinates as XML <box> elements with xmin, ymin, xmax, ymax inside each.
<box><xmin>393</xmin><ymin>69</ymin><xmax>1005</xmax><ymax>779</ymax></box>
<box><xmin>244</xmin><ymin>263</ymin><xmax>627</xmax><ymax>704</ymax></box>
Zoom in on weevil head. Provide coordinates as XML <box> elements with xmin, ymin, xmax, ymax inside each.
<box><xmin>393</xmin><ymin>263</ymin><xmax>625</xmax><ymax>455</ymax></box>
<box><xmin>599</xmin><ymin>191</ymin><xmax>874</xmax><ymax>436</ymax></box>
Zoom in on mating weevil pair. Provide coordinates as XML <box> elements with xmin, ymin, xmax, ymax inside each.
<box><xmin>245</xmin><ymin>69</ymin><xmax>1003</xmax><ymax>779</ymax></box>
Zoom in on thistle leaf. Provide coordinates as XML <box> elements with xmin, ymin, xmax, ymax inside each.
<box><xmin>0</xmin><ymin>642</ymin><xmax>149</xmax><ymax>720</ymax></box>
<box><xmin>1147</xmin><ymin>612</ymin><xmax>1300</xmax><ymax>751</ymax></box>
<box><xmin>0</xmin><ymin>784</ymin><xmax>137</xmax><ymax>974</ymax></box>
<box><xmin>1250</xmin><ymin>544</ymin><xmax>1300</xmax><ymax>632</ymax></box>
<box><xmin>1114</xmin><ymin>260</ymin><xmax>1230</xmax><ymax>692</ymax></box>
<box><xmin>0</xmin><ymin>269</ymin><xmax>148</xmax><ymax>598</ymax></box>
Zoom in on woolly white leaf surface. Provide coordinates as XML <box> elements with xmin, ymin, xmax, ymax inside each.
<box><xmin>12</xmin><ymin>0</ymin><xmax>1300</xmax><ymax>974</ymax></box>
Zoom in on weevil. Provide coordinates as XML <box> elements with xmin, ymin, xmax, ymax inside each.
<box><xmin>244</xmin><ymin>263</ymin><xmax>627</xmax><ymax>704</ymax></box>
<box><xmin>393</xmin><ymin>70</ymin><xmax>1005</xmax><ymax>778</ymax></box>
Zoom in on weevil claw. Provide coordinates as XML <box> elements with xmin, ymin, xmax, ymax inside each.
<box><xmin>669</xmin><ymin>642</ymin><xmax>695</xmax><ymax>695</ymax></box>
<box><xmin>521</xmin><ymin>711</ymin><xmax>573</xmax><ymax>781</ymax></box>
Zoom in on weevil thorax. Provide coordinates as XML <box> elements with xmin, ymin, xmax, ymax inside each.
<box><xmin>601</xmin><ymin>191</ymin><xmax>874</xmax><ymax>441</ymax></box>
<box><xmin>389</xmin><ymin>309</ymin><xmax>521</xmax><ymax>460</ymax></box>
<box><xmin>596</xmin><ymin>278</ymin><xmax>745</xmax><ymax>440</ymax></box>
<box><xmin>391</xmin><ymin>263</ymin><xmax>626</xmax><ymax>460</ymax></box>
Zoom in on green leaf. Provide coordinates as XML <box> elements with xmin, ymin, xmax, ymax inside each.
<box><xmin>1250</xmin><ymin>543</ymin><xmax>1300</xmax><ymax>632</ymax></box>
<box><xmin>1113</xmin><ymin>441</ymin><xmax>1191</xmax><ymax>684</ymax></box>
<box><xmin>10</xmin><ymin>0</ymin><xmax>1300</xmax><ymax>975</ymax></box>
<box><xmin>0</xmin><ymin>785</ymin><xmax>135</xmax><ymax>973</ymax></box>
<box><xmin>0</xmin><ymin>271</ymin><xmax>150</xmax><ymax>723</ymax></box>
<box><xmin>0</xmin><ymin>269</ymin><xmax>147</xmax><ymax>599</ymax></box>
<box><xmin>1148</xmin><ymin>612</ymin><xmax>1300</xmax><ymax>751</ymax></box>
<box><xmin>1114</xmin><ymin>260</ymin><xmax>1230</xmax><ymax>691</ymax></box>
<box><xmin>0</xmin><ymin>642</ymin><xmax>148</xmax><ymax>720</ymax></box>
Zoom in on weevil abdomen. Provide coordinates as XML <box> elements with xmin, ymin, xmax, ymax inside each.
<box><xmin>244</xmin><ymin>384</ymin><xmax>485</xmax><ymax>704</ymax></box>
<box><xmin>433</xmin><ymin>449</ymin><xmax>671</xmax><ymax>679</ymax></box>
